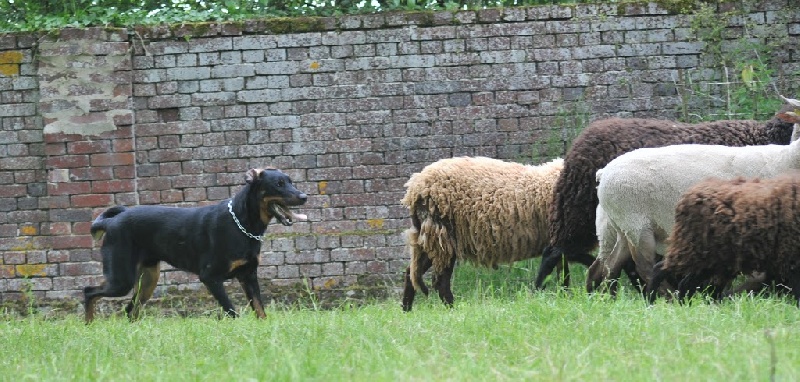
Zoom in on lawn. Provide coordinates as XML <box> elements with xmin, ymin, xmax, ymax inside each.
<box><xmin>2</xmin><ymin>261</ymin><xmax>800</xmax><ymax>381</ymax></box>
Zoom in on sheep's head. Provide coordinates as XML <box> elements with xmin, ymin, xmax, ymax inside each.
<box><xmin>777</xmin><ymin>95</ymin><xmax>800</xmax><ymax>141</ymax></box>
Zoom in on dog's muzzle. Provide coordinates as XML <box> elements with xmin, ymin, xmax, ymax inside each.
<box><xmin>269</xmin><ymin>203</ymin><xmax>308</xmax><ymax>226</ymax></box>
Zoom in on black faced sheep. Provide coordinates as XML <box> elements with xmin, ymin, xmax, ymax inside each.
<box><xmin>590</xmin><ymin>102</ymin><xmax>800</xmax><ymax>293</ymax></box>
<box><xmin>537</xmin><ymin>106</ymin><xmax>798</xmax><ymax>289</ymax></box>
<box><xmin>647</xmin><ymin>172</ymin><xmax>800</xmax><ymax>305</ymax></box>
<box><xmin>401</xmin><ymin>156</ymin><xmax>562</xmax><ymax>311</ymax></box>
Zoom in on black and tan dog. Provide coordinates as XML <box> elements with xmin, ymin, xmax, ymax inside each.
<box><xmin>84</xmin><ymin>168</ymin><xmax>307</xmax><ymax>322</ymax></box>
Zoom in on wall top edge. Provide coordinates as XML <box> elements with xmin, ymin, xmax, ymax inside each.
<box><xmin>0</xmin><ymin>0</ymin><xmax>793</xmax><ymax>47</ymax></box>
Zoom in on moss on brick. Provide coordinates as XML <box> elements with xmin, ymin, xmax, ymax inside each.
<box><xmin>263</xmin><ymin>17</ymin><xmax>326</xmax><ymax>34</ymax></box>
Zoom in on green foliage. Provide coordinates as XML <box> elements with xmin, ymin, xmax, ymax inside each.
<box><xmin>675</xmin><ymin>1</ymin><xmax>797</xmax><ymax>122</ymax></box>
<box><xmin>1</xmin><ymin>0</ymin><xmax>640</xmax><ymax>32</ymax></box>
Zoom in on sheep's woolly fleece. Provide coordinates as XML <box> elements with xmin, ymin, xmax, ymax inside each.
<box><xmin>402</xmin><ymin>157</ymin><xmax>563</xmax><ymax>280</ymax></box>
<box><xmin>547</xmin><ymin>114</ymin><xmax>795</xmax><ymax>257</ymax></box>
<box><xmin>664</xmin><ymin>172</ymin><xmax>800</xmax><ymax>287</ymax></box>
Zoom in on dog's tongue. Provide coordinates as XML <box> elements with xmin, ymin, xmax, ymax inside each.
<box><xmin>270</xmin><ymin>204</ymin><xmax>308</xmax><ymax>226</ymax></box>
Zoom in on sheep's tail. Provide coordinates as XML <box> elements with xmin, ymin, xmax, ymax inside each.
<box><xmin>404</xmin><ymin>227</ymin><xmax>427</xmax><ymax>293</ymax></box>
<box><xmin>90</xmin><ymin>206</ymin><xmax>127</xmax><ymax>240</ymax></box>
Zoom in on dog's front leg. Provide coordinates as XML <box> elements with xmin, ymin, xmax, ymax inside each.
<box><xmin>201</xmin><ymin>278</ymin><xmax>238</xmax><ymax>318</ymax></box>
<box><xmin>237</xmin><ymin>270</ymin><xmax>267</xmax><ymax>319</ymax></box>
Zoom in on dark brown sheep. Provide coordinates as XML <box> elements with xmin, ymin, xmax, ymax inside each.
<box><xmin>535</xmin><ymin>110</ymin><xmax>797</xmax><ymax>289</ymax></box>
<box><xmin>647</xmin><ymin>173</ymin><xmax>800</xmax><ymax>305</ymax></box>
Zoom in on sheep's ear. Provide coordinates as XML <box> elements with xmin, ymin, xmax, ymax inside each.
<box><xmin>245</xmin><ymin>168</ymin><xmax>263</xmax><ymax>184</ymax></box>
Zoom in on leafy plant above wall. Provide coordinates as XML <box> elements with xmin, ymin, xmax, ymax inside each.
<box><xmin>0</xmin><ymin>0</ymin><xmax>716</xmax><ymax>32</ymax></box>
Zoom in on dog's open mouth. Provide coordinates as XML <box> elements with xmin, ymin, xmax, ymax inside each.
<box><xmin>268</xmin><ymin>202</ymin><xmax>308</xmax><ymax>226</ymax></box>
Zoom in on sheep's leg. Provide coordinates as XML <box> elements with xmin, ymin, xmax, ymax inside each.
<box><xmin>677</xmin><ymin>270</ymin><xmax>713</xmax><ymax>303</ymax></box>
<box><xmin>630</xmin><ymin>230</ymin><xmax>658</xmax><ymax>287</ymax></box>
<box><xmin>432</xmin><ymin>256</ymin><xmax>456</xmax><ymax>308</ymax></box>
<box><xmin>726</xmin><ymin>271</ymin><xmax>769</xmax><ymax>297</ymax></box>
<box><xmin>782</xmin><ymin>273</ymin><xmax>800</xmax><ymax>307</ymax></box>
<box><xmin>567</xmin><ymin>252</ymin><xmax>596</xmax><ymax>267</ymax></box>
<box><xmin>647</xmin><ymin>261</ymin><xmax>670</xmax><ymax>304</ymax></box>
<box><xmin>586</xmin><ymin>233</ymin><xmax>631</xmax><ymax>296</ymax></box>
<box><xmin>402</xmin><ymin>256</ymin><xmax>432</xmax><ymax>312</ymax></box>
<box><xmin>535</xmin><ymin>247</ymin><xmax>564</xmax><ymax>289</ymax></box>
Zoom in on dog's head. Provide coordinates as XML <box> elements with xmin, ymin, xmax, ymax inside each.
<box><xmin>246</xmin><ymin>168</ymin><xmax>308</xmax><ymax>226</ymax></box>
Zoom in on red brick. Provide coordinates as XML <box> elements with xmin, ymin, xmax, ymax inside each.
<box><xmin>112</xmin><ymin>138</ymin><xmax>134</xmax><ymax>152</ymax></box>
<box><xmin>159</xmin><ymin>162</ymin><xmax>182</xmax><ymax>175</ymax></box>
<box><xmin>138</xmin><ymin>177</ymin><xmax>171</xmax><ymax>191</ymax></box>
<box><xmin>73</xmin><ymin>222</ymin><xmax>92</xmax><ymax>235</ymax></box>
<box><xmin>71</xmin><ymin>194</ymin><xmax>114</xmax><ymax>208</ymax></box>
<box><xmin>160</xmin><ymin>190</ymin><xmax>183</xmax><ymax>203</ymax></box>
<box><xmin>44</xmin><ymin>132</ymin><xmax>83</xmax><ymax>143</ymax></box>
<box><xmin>114</xmin><ymin>193</ymin><xmax>137</xmax><ymax>205</ymax></box>
<box><xmin>3</xmin><ymin>252</ymin><xmax>25</xmax><ymax>264</ymax></box>
<box><xmin>50</xmin><ymin>235</ymin><xmax>93</xmax><ymax>250</ymax></box>
<box><xmin>45</xmin><ymin>143</ymin><xmax>66</xmax><ymax>156</ymax></box>
<box><xmin>183</xmin><ymin>188</ymin><xmax>207</xmax><ymax>201</ymax></box>
<box><xmin>92</xmin><ymin>179</ymin><xmax>134</xmax><ymax>193</ymax></box>
<box><xmin>40</xmin><ymin>195</ymin><xmax>71</xmax><ymax>208</ymax></box>
<box><xmin>68</xmin><ymin>140</ymin><xmax>111</xmax><ymax>154</ymax></box>
<box><xmin>60</xmin><ymin>262</ymin><xmax>102</xmax><ymax>276</ymax></box>
<box><xmin>46</xmin><ymin>155</ymin><xmax>90</xmax><ymax>168</ymax></box>
<box><xmin>0</xmin><ymin>265</ymin><xmax>15</xmax><ymax>278</ymax></box>
<box><xmin>69</xmin><ymin>167</ymin><xmax>113</xmax><ymax>181</ymax></box>
<box><xmin>91</xmin><ymin>152</ymin><xmax>134</xmax><ymax>166</ymax></box>
<box><xmin>113</xmin><ymin>166</ymin><xmax>136</xmax><ymax>179</ymax></box>
<box><xmin>366</xmin><ymin>260</ymin><xmax>387</xmax><ymax>273</ymax></box>
<box><xmin>47</xmin><ymin>251</ymin><xmax>71</xmax><ymax>263</ymax></box>
<box><xmin>0</xmin><ymin>184</ymin><xmax>26</xmax><ymax>197</ymax></box>
<box><xmin>139</xmin><ymin>191</ymin><xmax>161</xmax><ymax>205</ymax></box>
<box><xmin>97</xmin><ymin>126</ymin><xmax>133</xmax><ymax>140</ymax></box>
<box><xmin>312</xmin><ymin>220</ymin><xmax>357</xmax><ymax>234</ymax></box>
<box><xmin>47</xmin><ymin>222</ymin><xmax>72</xmax><ymax>235</ymax></box>
<box><xmin>113</xmin><ymin>165</ymin><xmax>135</xmax><ymax>179</ymax></box>
<box><xmin>48</xmin><ymin>182</ymin><xmax>91</xmax><ymax>195</ymax></box>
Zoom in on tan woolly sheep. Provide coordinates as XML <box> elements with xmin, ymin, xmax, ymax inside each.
<box><xmin>400</xmin><ymin>156</ymin><xmax>563</xmax><ymax>311</ymax></box>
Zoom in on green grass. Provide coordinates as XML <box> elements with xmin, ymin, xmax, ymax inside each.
<box><xmin>3</xmin><ymin>261</ymin><xmax>800</xmax><ymax>381</ymax></box>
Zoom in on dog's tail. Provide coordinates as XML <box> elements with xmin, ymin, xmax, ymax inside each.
<box><xmin>90</xmin><ymin>206</ymin><xmax>127</xmax><ymax>240</ymax></box>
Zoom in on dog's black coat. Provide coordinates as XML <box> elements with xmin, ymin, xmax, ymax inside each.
<box><xmin>84</xmin><ymin>168</ymin><xmax>307</xmax><ymax>322</ymax></box>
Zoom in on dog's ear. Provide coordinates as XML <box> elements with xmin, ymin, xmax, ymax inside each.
<box><xmin>245</xmin><ymin>168</ymin><xmax>264</xmax><ymax>184</ymax></box>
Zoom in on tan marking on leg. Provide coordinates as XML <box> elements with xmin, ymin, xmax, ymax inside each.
<box><xmin>129</xmin><ymin>264</ymin><xmax>161</xmax><ymax>321</ymax></box>
<box><xmin>229</xmin><ymin>259</ymin><xmax>248</xmax><ymax>273</ymax></box>
<box><xmin>252</xmin><ymin>299</ymin><xmax>266</xmax><ymax>319</ymax></box>
<box><xmin>85</xmin><ymin>295</ymin><xmax>99</xmax><ymax>323</ymax></box>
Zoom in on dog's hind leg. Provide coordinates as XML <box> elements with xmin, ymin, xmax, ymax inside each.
<box><xmin>84</xmin><ymin>243</ymin><xmax>137</xmax><ymax>323</ymax></box>
<box><xmin>125</xmin><ymin>262</ymin><xmax>160</xmax><ymax>321</ymax></box>
<box><xmin>237</xmin><ymin>269</ymin><xmax>266</xmax><ymax>319</ymax></box>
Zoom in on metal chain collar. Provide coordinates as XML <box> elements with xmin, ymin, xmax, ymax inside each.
<box><xmin>228</xmin><ymin>199</ymin><xmax>265</xmax><ymax>242</ymax></box>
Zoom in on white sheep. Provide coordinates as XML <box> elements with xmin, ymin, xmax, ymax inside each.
<box><xmin>589</xmin><ymin>99</ymin><xmax>800</xmax><ymax>292</ymax></box>
<box><xmin>400</xmin><ymin>156</ymin><xmax>563</xmax><ymax>311</ymax></box>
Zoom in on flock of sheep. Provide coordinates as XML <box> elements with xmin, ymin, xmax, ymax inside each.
<box><xmin>400</xmin><ymin>96</ymin><xmax>800</xmax><ymax>311</ymax></box>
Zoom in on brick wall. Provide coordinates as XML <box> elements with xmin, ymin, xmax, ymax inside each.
<box><xmin>1</xmin><ymin>2</ymin><xmax>799</xmax><ymax>304</ymax></box>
